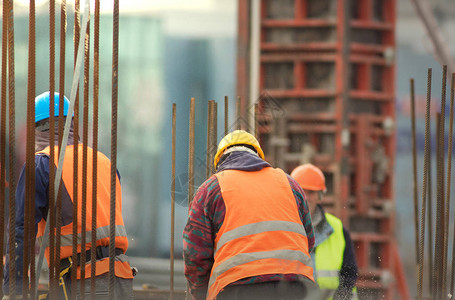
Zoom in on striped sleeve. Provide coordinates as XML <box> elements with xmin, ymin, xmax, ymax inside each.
<box><xmin>287</xmin><ymin>175</ymin><xmax>315</xmax><ymax>252</ymax></box>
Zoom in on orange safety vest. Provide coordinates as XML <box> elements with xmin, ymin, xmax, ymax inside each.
<box><xmin>36</xmin><ymin>144</ymin><xmax>132</xmax><ymax>279</ymax></box>
<box><xmin>208</xmin><ymin>167</ymin><xmax>314</xmax><ymax>300</ymax></box>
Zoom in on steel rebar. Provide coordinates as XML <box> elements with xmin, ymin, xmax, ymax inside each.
<box><xmin>0</xmin><ymin>0</ymin><xmax>7</xmax><ymax>294</ymax></box>
<box><xmin>450</xmin><ymin>73</ymin><xmax>455</xmax><ymax>300</ymax></box>
<box><xmin>80</xmin><ymin>14</ymin><xmax>91</xmax><ymax>298</ymax></box>
<box><xmin>434</xmin><ymin>112</ymin><xmax>443</xmax><ymax>300</ymax></box>
<box><xmin>417</xmin><ymin>68</ymin><xmax>432</xmax><ymax>300</ymax></box>
<box><xmin>7</xmin><ymin>0</ymin><xmax>16</xmax><ymax>296</ymax></box>
<box><xmin>224</xmin><ymin>96</ymin><xmax>228</xmax><ymax>136</ymax></box>
<box><xmin>427</xmin><ymin>118</ymin><xmax>433</xmax><ymax>296</ymax></box>
<box><xmin>188</xmin><ymin>97</ymin><xmax>195</xmax><ymax>206</ymax></box>
<box><xmin>24</xmin><ymin>0</ymin><xmax>36</xmax><ymax>297</ymax></box>
<box><xmin>236</xmin><ymin>96</ymin><xmax>241</xmax><ymax>130</ymax></box>
<box><xmin>254</xmin><ymin>103</ymin><xmax>259</xmax><ymax>138</ymax></box>
<box><xmin>213</xmin><ymin>101</ymin><xmax>218</xmax><ymax>175</ymax></box>
<box><xmin>71</xmin><ymin>0</ymin><xmax>80</xmax><ymax>296</ymax></box>
<box><xmin>109</xmin><ymin>1</ymin><xmax>120</xmax><ymax>297</ymax></box>
<box><xmin>411</xmin><ymin>79</ymin><xmax>420</xmax><ymax>271</ymax></box>
<box><xmin>90</xmin><ymin>0</ymin><xmax>100</xmax><ymax>298</ymax></box>
<box><xmin>442</xmin><ymin>68</ymin><xmax>454</xmax><ymax>299</ymax></box>
<box><xmin>170</xmin><ymin>103</ymin><xmax>176</xmax><ymax>300</ymax></box>
<box><xmin>206</xmin><ymin>100</ymin><xmax>214</xmax><ymax>179</ymax></box>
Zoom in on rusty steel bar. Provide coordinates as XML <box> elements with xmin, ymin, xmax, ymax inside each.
<box><xmin>427</xmin><ymin>119</ymin><xmax>433</xmax><ymax>296</ymax></box>
<box><xmin>213</xmin><ymin>101</ymin><xmax>218</xmax><ymax>175</ymax></box>
<box><xmin>91</xmin><ymin>0</ymin><xmax>100</xmax><ymax>298</ymax></box>
<box><xmin>236</xmin><ymin>96</ymin><xmax>241</xmax><ymax>130</ymax></box>
<box><xmin>206</xmin><ymin>100</ymin><xmax>213</xmax><ymax>178</ymax></box>
<box><xmin>24</xmin><ymin>0</ymin><xmax>36</xmax><ymax>297</ymax></box>
<box><xmin>0</xmin><ymin>0</ymin><xmax>7</xmax><ymax>294</ymax></box>
<box><xmin>418</xmin><ymin>68</ymin><xmax>432</xmax><ymax>300</ymax></box>
<box><xmin>55</xmin><ymin>0</ymin><xmax>68</xmax><ymax>293</ymax></box>
<box><xmin>48</xmin><ymin>0</ymin><xmax>58</xmax><ymax>296</ymax></box>
<box><xmin>436</xmin><ymin>65</ymin><xmax>448</xmax><ymax>299</ymax></box>
<box><xmin>254</xmin><ymin>103</ymin><xmax>259</xmax><ymax>138</ymax></box>
<box><xmin>451</xmin><ymin>74</ymin><xmax>455</xmax><ymax>300</ymax></box>
<box><xmin>71</xmin><ymin>0</ymin><xmax>80</xmax><ymax>296</ymax></box>
<box><xmin>188</xmin><ymin>97</ymin><xmax>195</xmax><ymax>206</ymax></box>
<box><xmin>442</xmin><ymin>68</ymin><xmax>454</xmax><ymax>299</ymax></box>
<box><xmin>434</xmin><ymin>112</ymin><xmax>443</xmax><ymax>300</ymax></box>
<box><xmin>109</xmin><ymin>0</ymin><xmax>120</xmax><ymax>296</ymax></box>
<box><xmin>7</xmin><ymin>0</ymin><xmax>16</xmax><ymax>296</ymax></box>
<box><xmin>170</xmin><ymin>103</ymin><xmax>176</xmax><ymax>300</ymax></box>
<box><xmin>224</xmin><ymin>96</ymin><xmax>228</xmax><ymax>136</ymax></box>
<box><xmin>410</xmin><ymin>78</ymin><xmax>420</xmax><ymax>271</ymax></box>
<box><xmin>80</xmin><ymin>14</ymin><xmax>91</xmax><ymax>298</ymax></box>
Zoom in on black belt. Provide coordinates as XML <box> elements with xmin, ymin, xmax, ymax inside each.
<box><xmin>60</xmin><ymin>246</ymin><xmax>123</xmax><ymax>272</ymax></box>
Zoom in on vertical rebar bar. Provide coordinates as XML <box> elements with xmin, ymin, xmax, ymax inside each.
<box><xmin>206</xmin><ymin>100</ymin><xmax>213</xmax><ymax>179</ymax></box>
<box><xmin>7</xmin><ymin>0</ymin><xmax>16</xmax><ymax>296</ymax></box>
<box><xmin>25</xmin><ymin>0</ymin><xmax>36</xmax><ymax>297</ymax></box>
<box><xmin>410</xmin><ymin>79</ymin><xmax>420</xmax><ymax>271</ymax></box>
<box><xmin>213</xmin><ymin>102</ymin><xmax>218</xmax><ymax>175</ymax></box>
<box><xmin>236</xmin><ymin>96</ymin><xmax>241</xmax><ymax>130</ymax></box>
<box><xmin>188</xmin><ymin>97</ymin><xmax>195</xmax><ymax>206</ymax></box>
<box><xmin>0</xmin><ymin>0</ymin><xmax>7</xmax><ymax>295</ymax></box>
<box><xmin>224</xmin><ymin>96</ymin><xmax>228</xmax><ymax>136</ymax></box>
<box><xmin>80</xmin><ymin>13</ymin><xmax>91</xmax><ymax>298</ymax></box>
<box><xmin>48</xmin><ymin>0</ymin><xmax>57</xmax><ymax>292</ymax></box>
<box><xmin>434</xmin><ymin>112</ymin><xmax>442</xmax><ymax>300</ymax></box>
<box><xmin>254</xmin><ymin>103</ymin><xmax>259</xmax><ymax>138</ymax></box>
<box><xmin>443</xmin><ymin>68</ymin><xmax>454</xmax><ymax>299</ymax></box>
<box><xmin>450</xmin><ymin>73</ymin><xmax>455</xmax><ymax>299</ymax></box>
<box><xmin>90</xmin><ymin>0</ymin><xmax>100</xmax><ymax>298</ymax></box>
<box><xmin>71</xmin><ymin>0</ymin><xmax>80</xmax><ymax>297</ymax></box>
<box><xmin>109</xmin><ymin>1</ymin><xmax>120</xmax><ymax>297</ymax></box>
<box><xmin>55</xmin><ymin>0</ymin><xmax>67</xmax><ymax>293</ymax></box>
<box><xmin>418</xmin><ymin>68</ymin><xmax>432</xmax><ymax>300</ymax></box>
<box><xmin>427</xmin><ymin>120</ymin><xmax>433</xmax><ymax>296</ymax></box>
<box><xmin>435</xmin><ymin>65</ymin><xmax>448</xmax><ymax>299</ymax></box>
<box><xmin>170</xmin><ymin>103</ymin><xmax>176</xmax><ymax>300</ymax></box>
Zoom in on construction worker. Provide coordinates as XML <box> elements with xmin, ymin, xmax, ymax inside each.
<box><xmin>3</xmin><ymin>92</ymin><xmax>134</xmax><ymax>299</ymax></box>
<box><xmin>183</xmin><ymin>130</ymin><xmax>316</xmax><ymax>300</ymax></box>
<box><xmin>291</xmin><ymin>164</ymin><xmax>358</xmax><ymax>300</ymax></box>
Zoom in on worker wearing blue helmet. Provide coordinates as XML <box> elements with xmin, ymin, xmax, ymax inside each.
<box><xmin>3</xmin><ymin>92</ymin><xmax>134</xmax><ymax>299</ymax></box>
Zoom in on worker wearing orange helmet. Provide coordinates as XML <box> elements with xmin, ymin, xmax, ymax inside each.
<box><xmin>291</xmin><ymin>164</ymin><xmax>358</xmax><ymax>300</ymax></box>
<box><xmin>183</xmin><ymin>130</ymin><xmax>317</xmax><ymax>300</ymax></box>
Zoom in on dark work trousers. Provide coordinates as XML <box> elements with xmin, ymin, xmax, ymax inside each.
<box><xmin>59</xmin><ymin>273</ymin><xmax>134</xmax><ymax>300</ymax></box>
<box><xmin>216</xmin><ymin>281</ymin><xmax>311</xmax><ymax>300</ymax></box>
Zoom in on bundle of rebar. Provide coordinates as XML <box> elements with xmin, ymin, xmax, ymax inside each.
<box><xmin>412</xmin><ymin>65</ymin><xmax>455</xmax><ymax>300</ymax></box>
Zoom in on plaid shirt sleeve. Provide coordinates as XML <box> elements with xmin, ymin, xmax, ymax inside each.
<box><xmin>183</xmin><ymin>176</ymin><xmax>224</xmax><ymax>300</ymax></box>
<box><xmin>287</xmin><ymin>175</ymin><xmax>315</xmax><ymax>252</ymax></box>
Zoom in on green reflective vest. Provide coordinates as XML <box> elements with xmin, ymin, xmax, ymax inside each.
<box><xmin>315</xmin><ymin>213</ymin><xmax>358</xmax><ymax>300</ymax></box>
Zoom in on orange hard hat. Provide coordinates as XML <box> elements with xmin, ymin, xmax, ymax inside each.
<box><xmin>290</xmin><ymin>163</ymin><xmax>326</xmax><ymax>192</ymax></box>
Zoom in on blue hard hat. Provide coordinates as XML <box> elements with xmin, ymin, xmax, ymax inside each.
<box><xmin>35</xmin><ymin>91</ymin><xmax>72</xmax><ymax>123</ymax></box>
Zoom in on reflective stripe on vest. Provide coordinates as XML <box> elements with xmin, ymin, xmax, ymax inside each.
<box><xmin>315</xmin><ymin>213</ymin><xmax>357</xmax><ymax>299</ymax></box>
<box><xmin>208</xmin><ymin>167</ymin><xmax>314</xmax><ymax>300</ymax></box>
<box><xmin>35</xmin><ymin>145</ymin><xmax>132</xmax><ymax>279</ymax></box>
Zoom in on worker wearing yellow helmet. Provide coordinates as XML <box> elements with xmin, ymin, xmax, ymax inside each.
<box><xmin>184</xmin><ymin>130</ymin><xmax>317</xmax><ymax>299</ymax></box>
<box><xmin>291</xmin><ymin>164</ymin><xmax>358</xmax><ymax>300</ymax></box>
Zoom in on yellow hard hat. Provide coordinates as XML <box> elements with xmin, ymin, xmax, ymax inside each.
<box><xmin>213</xmin><ymin>130</ymin><xmax>264</xmax><ymax>169</ymax></box>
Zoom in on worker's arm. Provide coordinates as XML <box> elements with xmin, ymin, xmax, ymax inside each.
<box><xmin>287</xmin><ymin>175</ymin><xmax>315</xmax><ymax>252</ymax></box>
<box><xmin>183</xmin><ymin>176</ymin><xmax>224</xmax><ymax>300</ymax></box>
<box><xmin>3</xmin><ymin>156</ymin><xmax>49</xmax><ymax>295</ymax></box>
<box><xmin>333</xmin><ymin>226</ymin><xmax>358</xmax><ymax>300</ymax></box>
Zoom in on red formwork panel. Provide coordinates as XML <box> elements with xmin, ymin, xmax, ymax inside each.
<box><xmin>239</xmin><ymin>0</ymin><xmax>408</xmax><ymax>299</ymax></box>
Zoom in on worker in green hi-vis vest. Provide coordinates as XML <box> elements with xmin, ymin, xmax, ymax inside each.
<box><xmin>291</xmin><ymin>164</ymin><xmax>358</xmax><ymax>300</ymax></box>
